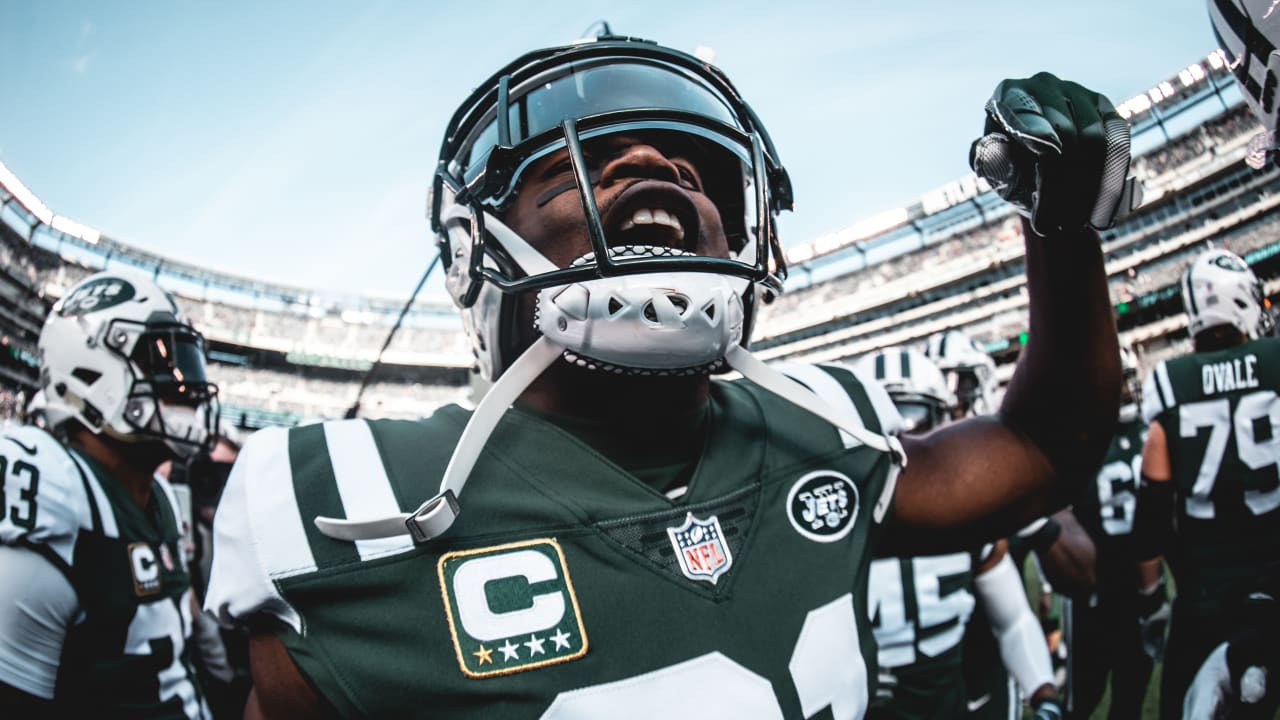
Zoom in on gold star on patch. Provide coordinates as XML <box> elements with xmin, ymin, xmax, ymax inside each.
<box><xmin>473</xmin><ymin>644</ymin><xmax>494</xmax><ymax>665</ymax></box>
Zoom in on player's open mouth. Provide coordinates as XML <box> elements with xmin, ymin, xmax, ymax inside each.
<box><xmin>601</xmin><ymin>181</ymin><xmax>700</xmax><ymax>252</ymax></box>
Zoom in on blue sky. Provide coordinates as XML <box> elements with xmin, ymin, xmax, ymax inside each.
<box><xmin>1</xmin><ymin>2</ymin><xmax>1216</xmax><ymax>298</ymax></box>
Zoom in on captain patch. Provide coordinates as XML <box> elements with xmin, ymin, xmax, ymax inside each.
<box><xmin>438</xmin><ymin>538</ymin><xmax>588</xmax><ymax>678</ymax></box>
<box><xmin>787</xmin><ymin>470</ymin><xmax>859</xmax><ymax>543</ymax></box>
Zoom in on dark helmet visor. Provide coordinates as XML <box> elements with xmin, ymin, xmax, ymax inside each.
<box><xmin>127</xmin><ymin>324</ymin><xmax>213</xmax><ymax>405</ymax></box>
<box><xmin>461</xmin><ymin>59</ymin><xmax>743</xmax><ymax>179</ymax></box>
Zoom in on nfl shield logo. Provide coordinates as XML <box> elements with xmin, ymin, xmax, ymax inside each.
<box><xmin>667</xmin><ymin>512</ymin><xmax>733</xmax><ymax>585</ymax></box>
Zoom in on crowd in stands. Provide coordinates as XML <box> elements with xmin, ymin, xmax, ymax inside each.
<box><xmin>0</xmin><ymin>91</ymin><xmax>1268</xmax><ymax>429</ymax></box>
<box><xmin>211</xmin><ymin>363</ymin><xmax>469</xmax><ymax>422</ymax></box>
<box><xmin>760</xmin><ymin>216</ymin><xmax>1025</xmax><ymax>332</ymax></box>
<box><xmin>1131</xmin><ymin>103</ymin><xmax>1256</xmax><ymax>181</ymax></box>
<box><xmin>0</xmin><ymin>385</ymin><xmax>29</xmax><ymax>422</ymax></box>
<box><xmin>178</xmin><ymin>296</ymin><xmax>470</xmax><ymax>365</ymax></box>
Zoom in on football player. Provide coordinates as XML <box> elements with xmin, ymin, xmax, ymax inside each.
<box><xmin>0</xmin><ymin>271</ymin><xmax>217</xmax><ymax>718</ymax></box>
<box><xmin>930</xmin><ymin>331</ymin><xmax>1094</xmax><ymax>719</ymax></box>
<box><xmin>858</xmin><ymin>347</ymin><xmax>1061</xmax><ymax>720</ymax></box>
<box><xmin>1064</xmin><ymin>345</ymin><xmax>1152</xmax><ymax>719</ymax></box>
<box><xmin>1133</xmin><ymin>248</ymin><xmax>1280</xmax><ymax>719</ymax></box>
<box><xmin>925</xmin><ymin>330</ymin><xmax>1000</xmax><ymax>420</ymax></box>
<box><xmin>205</xmin><ymin>34</ymin><xmax>1129</xmax><ymax>718</ymax></box>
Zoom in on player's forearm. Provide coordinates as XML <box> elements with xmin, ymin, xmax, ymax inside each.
<box><xmin>1136</xmin><ymin>558</ymin><xmax>1163</xmax><ymax>591</ymax></box>
<box><xmin>1001</xmin><ymin>218</ymin><xmax>1120</xmax><ymax>502</ymax></box>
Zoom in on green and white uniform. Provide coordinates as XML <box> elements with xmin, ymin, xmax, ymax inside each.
<box><xmin>0</xmin><ymin>421</ymin><xmax>208</xmax><ymax>718</ymax></box>
<box><xmin>206</xmin><ymin>366</ymin><xmax>903</xmax><ymax>719</ymax></box>
<box><xmin>867</xmin><ymin>550</ymin><xmax>979</xmax><ymax>720</ymax></box>
<box><xmin>1141</xmin><ymin>336</ymin><xmax>1280</xmax><ymax>717</ymax></box>
<box><xmin>1140</xmin><ymin>337</ymin><xmax>1280</xmax><ymax>614</ymax></box>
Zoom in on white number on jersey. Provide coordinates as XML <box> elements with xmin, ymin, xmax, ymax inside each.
<box><xmin>1179</xmin><ymin>390</ymin><xmax>1280</xmax><ymax>519</ymax></box>
<box><xmin>867</xmin><ymin>553</ymin><xmax>975</xmax><ymax>669</ymax></box>
<box><xmin>1096</xmin><ymin>453</ymin><xmax>1142</xmax><ymax>535</ymax></box>
<box><xmin>124</xmin><ymin>589</ymin><xmax>206</xmax><ymax>719</ymax></box>
<box><xmin>542</xmin><ymin>594</ymin><xmax>867</xmax><ymax>720</ymax></box>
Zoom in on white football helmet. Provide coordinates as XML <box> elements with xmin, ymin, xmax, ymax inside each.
<box><xmin>39</xmin><ymin>271</ymin><xmax>218</xmax><ymax>458</ymax></box>
<box><xmin>854</xmin><ymin>347</ymin><xmax>956</xmax><ymax>434</ymax></box>
<box><xmin>1208</xmin><ymin>0</ymin><xmax>1280</xmax><ymax>168</ymax></box>
<box><xmin>1181</xmin><ymin>248</ymin><xmax>1274</xmax><ymax>340</ymax></box>
<box><xmin>924</xmin><ymin>330</ymin><xmax>998</xmax><ymax>418</ymax></box>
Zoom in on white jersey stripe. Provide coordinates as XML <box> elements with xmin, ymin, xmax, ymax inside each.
<box><xmin>1155</xmin><ymin>361</ymin><xmax>1176</xmax><ymax>409</ymax></box>
<box><xmin>770</xmin><ymin>363</ymin><xmax>866</xmax><ymax>448</ymax></box>
<box><xmin>324</xmin><ymin>421</ymin><xmax>415</xmax><ymax>560</ymax></box>
<box><xmin>247</xmin><ymin>429</ymin><xmax>314</xmax><ymax>580</ymax></box>
<box><xmin>205</xmin><ymin>427</ymin><xmax>304</xmax><ymax>633</ymax></box>
<box><xmin>69</xmin><ymin>451</ymin><xmax>118</xmax><ymax>539</ymax></box>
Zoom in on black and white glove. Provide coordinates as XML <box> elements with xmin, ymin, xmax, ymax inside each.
<box><xmin>1137</xmin><ymin>578</ymin><xmax>1172</xmax><ymax>662</ymax></box>
<box><xmin>970</xmin><ymin>72</ymin><xmax>1141</xmax><ymax>236</ymax></box>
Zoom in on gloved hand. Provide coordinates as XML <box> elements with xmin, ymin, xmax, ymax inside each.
<box><xmin>1137</xmin><ymin>578</ymin><xmax>1172</xmax><ymax>661</ymax></box>
<box><xmin>1183</xmin><ymin>640</ymin><xmax>1268</xmax><ymax>719</ymax></box>
<box><xmin>970</xmin><ymin>72</ymin><xmax>1141</xmax><ymax>236</ymax></box>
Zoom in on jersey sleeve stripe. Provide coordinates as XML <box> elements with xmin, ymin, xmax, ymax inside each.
<box><xmin>67</xmin><ymin>449</ymin><xmax>117</xmax><ymax>539</ymax></box>
<box><xmin>1155</xmin><ymin>360</ymin><xmax>1176</xmax><ymax>410</ymax></box>
<box><xmin>62</xmin><ymin>447</ymin><xmax>101</xmax><ymax>536</ymax></box>
<box><xmin>324</xmin><ymin>421</ymin><xmax>415</xmax><ymax>561</ymax></box>
<box><xmin>289</xmin><ymin>424</ymin><xmax>362</xmax><ymax>569</ymax></box>
<box><xmin>206</xmin><ymin>427</ymin><xmax>305</xmax><ymax>632</ymax></box>
<box><xmin>244</xmin><ymin>428</ymin><xmax>316</xmax><ymax>581</ymax></box>
<box><xmin>770</xmin><ymin>363</ymin><xmax>873</xmax><ymax>446</ymax></box>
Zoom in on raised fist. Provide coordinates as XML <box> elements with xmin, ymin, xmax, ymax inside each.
<box><xmin>970</xmin><ymin>72</ymin><xmax>1141</xmax><ymax>236</ymax></box>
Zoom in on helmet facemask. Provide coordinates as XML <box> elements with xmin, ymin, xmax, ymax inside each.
<box><xmin>313</xmin><ymin>38</ymin><xmax>915</xmax><ymax>546</ymax></box>
<box><xmin>107</xmin><ymin>318</ymin><xmax>220</xmax><ymax>459</ymax></box>
<box><xmin>40</xmin><ymin>273</ymin><xmax>219</xmax><ymax>461</ymax></box>
<box><xmin>430</xmin><ymin>40</ymin><xmax>792</xmax><ymax>381</ymax></box>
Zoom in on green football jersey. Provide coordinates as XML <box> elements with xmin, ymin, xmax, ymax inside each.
<box><xmin>206</xmin><ymin>364</ymin><xmax>903</xmax><ymax>719</ymax></box>
<box><xmin>867</xmin><ymin>551</ymin><xmax>978</xmax><ymax>720</ymax></box>
<box><xmin>0</xmin><ymin>422</ymin><xmax>207</xmax><ymax>718</ymax></box>
<box><xmin>1141</xmin><ymin>336</ymin><xmax>1280</xmax><ymax>613</ymax></box>
<box><xmin>1075</xmin><ymin>416</ymin><xmax>1147</xmax><ymax>578</ymax></box>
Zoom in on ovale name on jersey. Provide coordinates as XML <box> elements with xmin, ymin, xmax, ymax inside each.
<box><xmin>1201</xmin><ymin>354</ymin><xmax>1259</xmax><ymax>395</ymax></box>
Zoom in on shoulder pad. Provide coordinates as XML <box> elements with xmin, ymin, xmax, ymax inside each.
<box><xmin>204</xmin><ymin>426</ymin><xmax>302</xmax><ymax>631</ymax></box>
<box><xmin>0</xmin><ymin>422</ymin><xmax>96</xmax><ymax>566</ymax></box>
<box><xmin>767</xmin><ymin>361</ymin><xmax>905</xmax><ymax>439</ymax></box>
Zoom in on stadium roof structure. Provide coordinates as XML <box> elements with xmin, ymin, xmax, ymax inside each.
<box><xmin>781</xmin><ymin>50</ymin><xmax>1239</xmax><ymax>287</ymax></box>
<box><xmin>0</xmin><ymin>50</ymin><xmax>1239</xmax><ymax>322</ymax></box>
<box><xmin>0</xmin><ymin>168</ymin><xmax>455</xmax><ymax>323</ymax></box>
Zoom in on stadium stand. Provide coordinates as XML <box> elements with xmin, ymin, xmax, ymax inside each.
<box><xmin>0</xmin><ymin>49</ymin><xmax>1270</xmax><ymax>426</ymax></box>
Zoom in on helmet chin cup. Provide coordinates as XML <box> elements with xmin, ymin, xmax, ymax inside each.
<box><xmin>537</xmin><ymin>253</ymin><xmax>747</xmax><ymax>374</ymax></box>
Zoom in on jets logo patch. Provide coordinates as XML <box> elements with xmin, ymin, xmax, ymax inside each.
<box><xmin>128</xmin><ymin>542</ymin><xmax>162</xmax><ymax>596</ymax></box>
<box><xmin>786</xmin><ymin>470</ymin><xmax>859</xmax><ymax>543</ymax></box>
<box><xmin>667</xmin><ymin>513</ymin><xmax>733</xmax><ymax>585</ymax></box>
<box><xmin>438</xmin><ymin>538</ymin><xmax>587</xmax><ymax>678</ymax></box>
<box><xmin>58</xmin><ymin>277</ymin><xmax>136</xmax><ymax>316</ymax></box>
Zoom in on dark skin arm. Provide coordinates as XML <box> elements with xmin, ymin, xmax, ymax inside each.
<box><xmin>1035</xmin><ymin>509</ymin><xmax>1097</xmax><ymax>598</ymax></box>
<box><xmin>242</xmin><ymin>634</ymin><xmax>337</xmax><ymax>719</ymax></box>
<box><xmin>882</xmin><ymin>217</ymin><xmax>1120</xmax><ymax>556</ymax></box>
